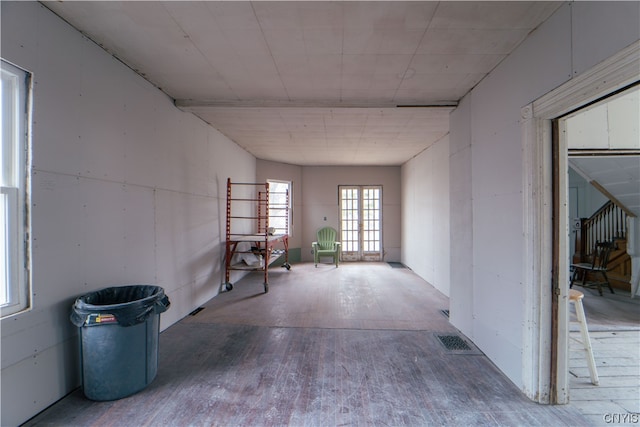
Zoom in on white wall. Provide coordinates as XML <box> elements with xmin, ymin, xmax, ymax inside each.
<box><xmin>401</xmin><ymin>137</ymin><xmax>450</xmax><ymax>296</ymax></box>
<box><xmin>257</xmin><ymin>162</ymin><xmax>401</xmax><ymax>263</ymax></box>
<box><xmin>566</xmin><ymin>89</ymin><xmax>640</xmax><ymax>150</ymax></box>
<box><xmin>301</xmin><ymin>166</ymin><xmax>401</xmax><ymax>262</ymax></box>
<box><xmin>569</xmin><ymin>168</ymin><xmax>608</xmax><ymax>218</ymax></box>
<box><xmin>0</xmin><ymin>3</ymin><xmax>255</xmax><ymax>425</ymax></box>
<box><xmin>448</xmin><ymin>95</ymin><xmax>475</xmax><ymax>334</ymax></box>
<box><xmin>447</xmin><ymin>1</ymin><xmax>639</xmax><ymax>389</ymax></box>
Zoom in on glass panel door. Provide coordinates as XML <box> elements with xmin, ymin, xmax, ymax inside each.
<box><xmin>339</xmin><ymin>185</ymin><xmax>382</xmax><ymax>261</ymax></box>
<box><xmin>362</xmin><ymin>187</ymin><xmax>381</xmax><ymax>261</ymax></box>
<box><xmin>340</xmin><ymin>187</ymin><xmax>359</xmax><ymax>261</ymax></box>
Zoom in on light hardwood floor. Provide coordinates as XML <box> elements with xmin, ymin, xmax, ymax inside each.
<box><xmin>26</xmin><ymin>263</ymin><xmax>602</xmax><ymax>426</ymax></box>
<box><xmin>568</xmin><ymin>286</ymin><xmax>640</xmax><ymax>426</ymax></box>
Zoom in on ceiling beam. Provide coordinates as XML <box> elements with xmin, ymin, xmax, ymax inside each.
<box><xmin>175</xmin><ymin>99</ymin><xmax>458</xmax><ymax>112</ymax></box>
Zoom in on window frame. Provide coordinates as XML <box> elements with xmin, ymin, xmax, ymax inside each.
<box><xmin>1</xmin><ymin>58</ymin><xmax>32</xmax><ymax>318</ymax></box>
<box><xmin>266</xmin><ymin>179</ymin><xmax>292</xmax><ymax>236</ymax></box>
<box><xmin>338</xmin><ymin>185</ymin><xmax>383</xmax><ymax>261</ymax></box>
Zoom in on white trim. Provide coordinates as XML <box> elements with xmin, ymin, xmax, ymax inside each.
<box><xmin>338</xmin><ymin>185</ymin><xmax>383</xmax><ymax>262</ymax></box>
<box><xmin>555</xmin><ymin>117</ymin><xmax>571</xmax><ymax>403</ymax></box>
<box><xmin>521</xmin><ymin>105</ymin><xmax>553</xmax><ymax>403</ymax></box>
<box><xmin>522</xmin><ymin>40</ymin><xmax>640</xmax><ymax>404</ymax></box>
<box><xmin>0</xmin><ymin>59</ymin><xmax>32</xmax><ymax>318</ymax></box>
<box><xmin>266</xmin><ymin>179</ymin><xmax>292</xmax><ymax>236</ymax></box>
<box><xmin>534</xmin><ymin>41</ymin><xmax>640</xmax><ymax>118</ymax></box>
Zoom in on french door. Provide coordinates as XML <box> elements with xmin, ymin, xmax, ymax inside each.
<box><xmin>339</xmin><ymin>185</ymin><xmax>382</xmax><ymax>261</ymax></box>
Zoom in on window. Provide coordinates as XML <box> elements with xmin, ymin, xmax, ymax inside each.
<box><xmin>1</xmin><ymin>59</ymin><xmax>31</xmax><ymax>318</ymax></box>
<box><xmin>267</xmin><ymin>180</ymin><xmax>291</xmax><ymax>235</ymax></box>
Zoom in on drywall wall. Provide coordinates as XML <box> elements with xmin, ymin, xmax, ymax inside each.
<box><xmin>447</xmin><ymin>1</ymin><xmax>639</xmax><ymax>390</ymax></box>
<box><xmin>256</xmin><ymin>161</ymin><xmax>401</xmax><ymax>264</ymax></box>
<box><xmin>301</xmin><ymin>166</ymin><xmax>401</xmax><ymax>262</ymax></box>
<box><xmin>0</xmin><ymin>3</ymin><xmax>255</xmax><ymax>425</ymax></box>
<box><xmin>401</xmin><ymin>136</ymin><xmax>450</xmax><ymax>296</ymax></box>
<box><xmin>447</xmin><ymin>95</ymin><xmax>474</xmax><ymax>335</ymax></box>
<box><xmin>569</xmin><ymin>168</ymin><xmax>609</xmax><ymax>218</ymax></box>
<box><xmin>566</xmin><ymin>89</ymin><xmax>640</xmax><ymax>150</ymax></box>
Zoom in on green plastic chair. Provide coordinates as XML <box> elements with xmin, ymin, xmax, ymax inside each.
<box><xmin>312</xmin><ymin>227</ymin><xmax>341</xmax><ymax>267</ymax></box>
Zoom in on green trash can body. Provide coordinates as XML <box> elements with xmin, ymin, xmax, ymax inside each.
<box><xmin>71</xmin><ymin>285</ymin><xmax>170</xmax><ymax>401</ymax></box>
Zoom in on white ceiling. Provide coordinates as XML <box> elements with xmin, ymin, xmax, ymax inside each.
<box><xmin>570</xmin><ymin>157</ymin><xmax>640</xmax><ymax>218</ymax></box>
<box><xmin>43</xmin><ymin>1</ymin><xmax>562</xmax><ymax>166</ymax></box>
<box><xmin>566</xmin><ymin>86</ymin><xmax>640</xmax><ymax>217</ymax></box>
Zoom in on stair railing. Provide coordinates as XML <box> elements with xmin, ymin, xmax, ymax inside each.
<box><xmin>575</xmin><ymin>201</ymin><xmax>628</xmax><ymax>262</ymax></box>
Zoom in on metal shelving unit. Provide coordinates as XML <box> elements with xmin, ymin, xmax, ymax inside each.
<box><xmin>224</xmin><ymin>178</ymin><xmax>290</xmax><ymax>293</ymax></box>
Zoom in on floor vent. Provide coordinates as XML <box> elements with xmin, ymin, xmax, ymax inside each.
<box><xmin>437</xmin><ymin>334</ymin><xmax>472</xmax><ymax>351</ymax></box>
<box><xmin>387</xmin><ymin>262</ymin><xmax>406</xmax><ymax>268</ymax></box>
<box><xmin>440</xmin><ymin>309</ymin><xmax>450</xmax><ymax>318</ymax></box>
<box><xmin>189</xmin><ymin>307</ymin><xmax>205</xmax><ymax>316</ymax></box>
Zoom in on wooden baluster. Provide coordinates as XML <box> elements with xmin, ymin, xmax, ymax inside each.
<box><xmin>575</xmin><ymin>218</ymin><xmax>587</xmax><ymax>262</ymax></box>
<box><xmin>609</xmin><ymin>204</ymin><xmax>614</xmax><ymax>240</ymax></box>
<box><xmin>605</xmin><ymin>210</ymin><xmax>609</xmax><ymax>240</ymax></box>
<box><xmin>606</xmin><ymin>205</ymin><xmax>615</xmax><ymax>241</ymax></box>
<box><xmin>587</xmin><ymin>221</ymin><xmax>591</xmax><ymax>256</ymax></box>
<box><xmin>605</xmin><ymin>205</ymin><xmax>613</xmax><ymax>242</ymax></box>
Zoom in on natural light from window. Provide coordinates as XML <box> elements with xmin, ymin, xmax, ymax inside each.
<box><xmin>267</xmin><ymin>180</ymin><xmax>291</xmax><ymax>235</ymax></box>
<box><xmin>1</xmin><ymin>59</ymin><xmax>31</xmax><ymax>317</ymax></box>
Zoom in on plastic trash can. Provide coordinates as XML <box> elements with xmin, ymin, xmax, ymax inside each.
<box><xmin>70</xmin><ymin>285</ymin><xmax>170</xmax><ymax>401</ymax></box>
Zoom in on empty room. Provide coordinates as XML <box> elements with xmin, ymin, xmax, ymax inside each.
<box><xmin>2</xmin><ymin>1</ymin><xmax>639</xmax><ymax>426</ymax></box>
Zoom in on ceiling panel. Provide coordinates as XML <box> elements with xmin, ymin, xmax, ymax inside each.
<box><xmin>569</xmin><ymin>156</ymin><xmax>640</xmax><ymax>217</ymax></box>
<box><xmin>43</xmin><ymin>1</ymin><xmax>562</xmax><ymax>166</ymax></box>
<box><xmin>186</xmin><ymin>106</ymin><xmax>452</xmax><ymax>165</ymax></box>
<box><xmin>417</xmin><ymin>28</ymin><xmax>530</xmax><ymax>55</ymax></box>
<box><xmin>409</xmin><ymin>54</ymin><xmax>504</xmax><ymax>74</ymax></box>
<box><xmin>429</xmin><ymin>1</ymin><xmax>560</xmax><ymax>30</ymax></box>
<box><xmin>263</xmin><ymin>29</ymin><xmax>306</xmax><ymax>55</ymax></box>
<box><xmin>203</xmin><ymin>2</ymin><xmax>261</xmax><ymax>30</ymax></box>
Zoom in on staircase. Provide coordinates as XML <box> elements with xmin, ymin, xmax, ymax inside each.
<box><xmin>574</xmin><ymin>201</ymin><xmax>633</xmax><ymax>291</ymax></box>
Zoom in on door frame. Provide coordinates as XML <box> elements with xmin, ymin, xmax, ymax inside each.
<box><xmin>338</xmin><ymin>185</ymin><xmax>383</xmax><ymax>262</ymax></box>
<box><xmin>521</xmin><ymin>41</ymin><xmax>639</xmax><ymax>404</ymax></box>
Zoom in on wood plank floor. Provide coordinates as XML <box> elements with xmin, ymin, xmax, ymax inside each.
<box><xmin>568</xmin><ymin>286</ymin><xmax>640</xmax><ymax>426</ymax></box>
<box><xmin>25</xmin><ymin>263</ymin><xmax>594</xmax><ymax>426</ymax></box>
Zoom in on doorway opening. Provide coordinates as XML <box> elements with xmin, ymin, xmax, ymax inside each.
<box><xmin>339</xmin><ymin>185</ymin><xmax>383</xmax><ymax>262</ymax></box>
<box><xmin>555</xmin><ymin>84</ymin><xmax>640</xmax><ymax>413</ymax></box>
<box><xmin>521</xmin><ymin>41</ymin><xmax>638</xmax><ymax>405</ymax></box>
